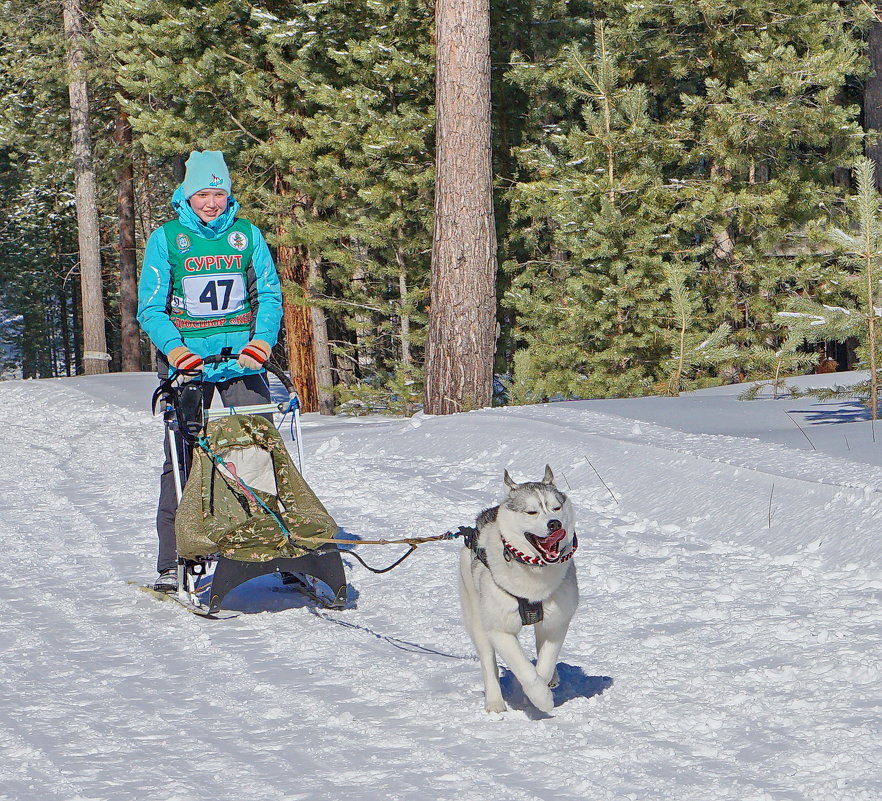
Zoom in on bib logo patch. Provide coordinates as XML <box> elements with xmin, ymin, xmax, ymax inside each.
<box><xmin>176</xmin><ymin>233</ymin><xmax>191</xmax><ymax>253</ymax></box>
<box><xmin>228</xmin><ymin>231</ymin><xmax>248</xmax><ymax>251</ymax></box>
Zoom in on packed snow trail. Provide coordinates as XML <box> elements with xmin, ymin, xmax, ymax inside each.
<box><xmin>0</xmin><ymin>374</ymin><xmax>879</xmax><ymax>801</ymax></box>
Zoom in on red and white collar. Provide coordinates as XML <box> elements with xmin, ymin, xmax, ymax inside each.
<box><xmin>500</xmin><ymin>531</ymin><xmax>578</xmax><ymax>566</ymax></box>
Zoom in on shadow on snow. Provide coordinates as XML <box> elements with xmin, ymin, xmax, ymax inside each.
<box><xmin>500</xmin><ymin>663</ymin><xmax>614</xmax><ymax>718</ymax></box>
<box><xmin>787</xmin><ymin>401</ymin><xmax>870</xmax><ymax>426</ymax></box>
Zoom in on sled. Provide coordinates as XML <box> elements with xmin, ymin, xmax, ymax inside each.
<box><xmin>154</xmin><ymin>356</ymin><xmax>347</xmax><ymax>615</ymax></box>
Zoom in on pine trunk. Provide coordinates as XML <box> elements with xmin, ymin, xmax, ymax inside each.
<box><xmin>62</xmin><ymin>0</ymin><xmax>108</xmax><ymax>375</ymax></box>
<box><xmin>115</xmin><ymin>111</ymin><xmax>140</xmax><ymax>371</ymax></box>
<box><xmin>58</xmin><ymin>278</ymin><xmax>72</xmax><ymax>377</ymax></box>
<box><xmin>396</xmin><ymin>246</ymin><xmax>412</xmax><ymax>367</ymax></box>
<box><xmin>424</xmin><ymin>0</ymin><xmax>498</xmax><ymax>415</ymax></box>
<box><xmin>277</xmin><ymin>241</ymin><xmax>319</xmax><ymax>412</ymax></box>
<box><xmin>309</xmin><ymin>259</ymin><xmax>336</xmax><ymax>415</ymax></box>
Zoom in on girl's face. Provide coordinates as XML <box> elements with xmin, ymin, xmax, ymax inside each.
<box><xmin>189</xmin><ymin>189</ymin><xmax>229</xmax><ymax>223</ymax></box>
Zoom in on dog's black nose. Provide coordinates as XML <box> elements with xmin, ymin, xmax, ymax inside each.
<box><xmin>547</xmin><ymin>519</ymin><xmax>562</xmax><ymax>531</ymax></box>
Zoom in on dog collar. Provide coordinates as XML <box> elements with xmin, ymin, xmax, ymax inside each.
<box><xmin>501</xmin><ymin>531</ymin><xmax>578</xmax><ymax>566</ymax></box>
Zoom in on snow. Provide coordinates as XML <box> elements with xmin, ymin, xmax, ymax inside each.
<box><xmin>1</xmin><ymin>372</ymin><xmax>880</xmax><ymax>801</ymax></box>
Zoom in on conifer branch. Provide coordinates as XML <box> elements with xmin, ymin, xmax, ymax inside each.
<box><xmin>221</xmin><ymin>106</ymin><xmax>267</xmax><ymax>145</ymax></box>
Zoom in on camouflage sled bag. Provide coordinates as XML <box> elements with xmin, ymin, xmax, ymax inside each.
<box><xmin>175</xmin><ymin>414</ymin><xmax>337</xmax><ymax>562</ymax></box>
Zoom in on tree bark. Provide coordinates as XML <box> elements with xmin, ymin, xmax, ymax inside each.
<box><xmin>396</xmin><ymin>244</ymin><xmax>412</xmax><ymax>367</ymax></box>
<box><xmin>309</xmin><ymin>259</ymin><xmax>336</xmax><ymax>415</ymax></box>
<box><xmin>272</xmin><ymin>174</ymin><xmax>329</xmax><ymax>413</ymax></box>
<box><xmin>62</xmin><ymin>0</ymin><xmax>108</xmax><ymax>374</ymax></box>
<box><xmin>277</xmin><ymin>241</ymin><xmax>319</xmax><ymax>412</ymax></box>
<box><xmin>115</xmin><ymin>110</ymin><xmax>140</xmax><ymax>371</ymax></box>
<box><xmin>424</xmin><ymin>0</ymin><xmax>498</xmax><ymax>414</ymax></box>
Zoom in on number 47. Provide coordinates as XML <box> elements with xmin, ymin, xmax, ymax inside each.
<box><xmin>199</xmin><ymin>279</ymin><xmax>235</xmax><ymax>311</ymax></box>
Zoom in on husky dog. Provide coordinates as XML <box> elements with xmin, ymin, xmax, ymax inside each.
<box><xmin>459</xmin><ymin>465</ymin><xmax>578</xmax><ymax>713</ymax></box>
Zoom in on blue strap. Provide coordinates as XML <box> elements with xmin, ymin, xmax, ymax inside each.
<box><xmin>274</xmin><ymin>396</ymin><xmax>300</xmax><ymax>441</ymax></box>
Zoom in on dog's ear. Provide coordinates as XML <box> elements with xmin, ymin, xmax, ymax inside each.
<box><xmin>503</xmin><ymin>469</ymin><xmax>518</xmax><ymax>490</ymax></box>
<box><xmin>543</xmin><ymin>464</ymin><xmax>554</xmax><ymax>484</ymax></box>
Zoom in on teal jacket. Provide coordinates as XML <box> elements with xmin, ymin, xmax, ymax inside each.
<box><xmin>137</xmin><ymin>186</ymin><xmax>283</xmax><ymax>382</ymax></box>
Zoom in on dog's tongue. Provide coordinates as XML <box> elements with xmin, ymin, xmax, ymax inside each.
<box><xmin>527</xmin><ymin>528</ymin><xmax>569</xmax><ymax>560</ymax></box>
<box><xmin>530</xmin><ymin>528</ymin><xmax>566</xmax><ymax>560</ymax></box>
<box><xmin>546</xmin><ymin>528</ymin><xmax>567</xmax><ymax>548</ymax></box>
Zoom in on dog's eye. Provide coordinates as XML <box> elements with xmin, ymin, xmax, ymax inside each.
<box><xmin>552</xmin><ymin>506</ymin><xmax>561</xmax><ymax>512</ymax></box>
<box><xmin>526</xmin><ymin>510</ymin><xmax>538</xmax><ymax>516</ymax></box>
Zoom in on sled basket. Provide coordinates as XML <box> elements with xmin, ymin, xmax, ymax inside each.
<box><xmin>175</xmin><ymin>414</ymin><xmax>338</xmax><ymax>562</ymax></box>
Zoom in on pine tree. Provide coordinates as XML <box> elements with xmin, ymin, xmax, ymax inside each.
<box><xmin>505</xmin><ymin>23</ymin><xmax>687</xmax><ymax>400</ymax></box>
<box><xmin>0</xmin><ymin>0</ymin><xmax>148</xmax><ymax>376</ymax></box>
<box><xmin>502</xmin><ymin>2</ymin><xmax>868</xmax><ymax>400</ymax></box>
<box><xmin>0</xmin><ymin>0</ymin><xmax>89</xmax><ymax>376</ymax></box>
<box><xmin>741</xmin><ymin>335</ymin><xmax>817</xmax><ymax>399</ymax></box>
<box><xmin>601</xmin><ymin>0</ymin><xmax>868</xmax><ymax>358</ymax></box>
<box><xmin>0</xmin><ymin>144</ymin><xmax>81</xmax><ymax>377</ymax></box>
<box><xmin>262</xmin><ymin>0</ymin><xmax>434</xmax><ymax>406</ymax></box>
<box><xmin>778</xmin><ymin>158</ymin><xmax>882</xmax><ymax>417</ymax></box>
<box><xmin>658</xmin><ymin>260</ymin><xmax>738</xmax><ymax>395</ymax></box>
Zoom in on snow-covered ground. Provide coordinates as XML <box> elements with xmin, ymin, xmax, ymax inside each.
<box><xmin>0</xmin><ymin>372</ymin><xmax>880</xmax><ymax>801</ymax></box>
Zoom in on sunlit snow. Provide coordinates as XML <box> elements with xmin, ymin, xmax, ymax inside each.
<box><xmin>0</xmin><ymin>371</ymin><xmax>879</xmax><ymax>801</ymax></box>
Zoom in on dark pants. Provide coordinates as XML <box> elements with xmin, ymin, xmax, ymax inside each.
<box><xmin>156</xmin><ymin>373</ymin><xmax>273</xmax><ymax>572</ymax></box>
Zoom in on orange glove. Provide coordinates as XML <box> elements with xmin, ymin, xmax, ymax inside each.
<box><xmin>238</xmin><ymin>339</ymin><xmax>271</xmax><ymax>370</ymax></box>
<box><xmin>168</xmin><ymin>346</ymin><xmax>203</xmax><ymax>373</ymax></box>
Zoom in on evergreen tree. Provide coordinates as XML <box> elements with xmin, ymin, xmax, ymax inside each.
<box><xmin>607</xmin><ymin>0</ymin><xmax>868</xmax><ymax>355</ymax></box>
<box><xmin>741</xmin><ymin>334</ymin><xmax>817</xmax><ymax>399</ymax></box>
<box><xmin>502</xmin><ymin>2</ymin><xmax>868</xmax><ymax>400</ymax></box>
<box><xmin>63</xmin><ymin>0</ymin><xmax>108</xmax><ymax>374</ymax></box>
<box><xmin>0</xmin><ymin>1</ymin><xmax>85</xmax><ymax>376</ymax></box>
<box><xmin>425</xmin><ymin>0</ymin><xmax>498</xmax><ymax>414</ymax></box>
<box><xmin>0</xmin><ymin>144</ymin><xmax>81</xmax><ymax>377</ymax></box>
<box><xmin>658</xmin><ymin>260</ymin><xmax>737</xmax><ymax>395</ymax></box>
<box><xmin>0</xmin><ymin>0</ymin><xmax>875</xmax><ymax>409</ymax></box>
<box><xmin>778</xmin><ymin>158</ymin><xmax>882</xmax><ymax>417</ymax></box>
<box><xmin>0</xmin><ymin>0</ymin><xmax>148</xmax><ymax>376</ymax></box>
<box><xmin>505</xmin><ymin>23</ymin><xmax>687</xmax><ymax>400</ymax></box>
<box><xmin>264</xmin><ymin>0</ymin><xmax>434</xmax><ymax>403</ymax></box>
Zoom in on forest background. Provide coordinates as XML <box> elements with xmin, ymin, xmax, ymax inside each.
<box><xmin>1</xmin><ymin>0</ymin><xmax>881</xmax><ymax>414</ymax></box>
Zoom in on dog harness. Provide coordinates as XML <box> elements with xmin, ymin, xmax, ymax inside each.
<box><xmin>462</xmin><ymin>526</ymin><xmax>578</xmax><ymax>626</ymax></box>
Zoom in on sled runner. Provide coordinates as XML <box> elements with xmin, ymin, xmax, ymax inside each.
<box><xmin>152</xmin><ymin>355</ymin><xmax>347</xmax><ymax>615</ymax></box>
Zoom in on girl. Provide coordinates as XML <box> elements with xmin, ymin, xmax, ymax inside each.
<box><xmin>137</xmin><ymin>151</ymin><xmax>283</xmax><ymax>591</ymax></box>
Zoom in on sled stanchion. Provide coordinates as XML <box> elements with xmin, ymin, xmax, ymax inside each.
<box><xmin>167</xmin><ymin>424</ymin><xmax>185</xmax><ymax>503</ymax></box>
<box><xmin>262</xmin><ymin>360</ymin><xmax>306</xmax><ymax>476</ymax></box>
<box><xmin>292</xmin><ymin>400</ymin><xmax>305</xmax><ymax>475</ymax></box>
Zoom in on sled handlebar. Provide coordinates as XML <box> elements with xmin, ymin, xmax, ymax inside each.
<box><xmin>201</xmin><ymin>352</ymin><xmax>242</xmax><ymax>365</ymax></box>
<box><xmin>175</xmin><ymin>348</ymin><xmax>298</xmax><ymax>400</ymax></box>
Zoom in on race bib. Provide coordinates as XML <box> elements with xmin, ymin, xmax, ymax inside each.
<box><xmin>181</xmin><ymin>274</ymin><xmax>246</xmax><ymax>318</ymax></box>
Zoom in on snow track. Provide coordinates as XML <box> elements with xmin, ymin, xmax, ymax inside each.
<box><xmin>1</xmin><ymin>376</ymin><xmax>880</xmax><ymax>800</ymax></box>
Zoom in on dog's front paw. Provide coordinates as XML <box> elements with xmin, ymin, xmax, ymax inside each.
<box><xmin>485</xmin><ymin>698</ymin><xmax>507</xmax><ymax>714</ymax></box>
<box><xmin>548</xmin><ymin>668</ymin><xmax>560</xmax><ymax>689</ymax></box>
<box><xmin>525</xmin><ymin>679</ymin><xmax>554</xmax><ymax>713</ymax></box>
